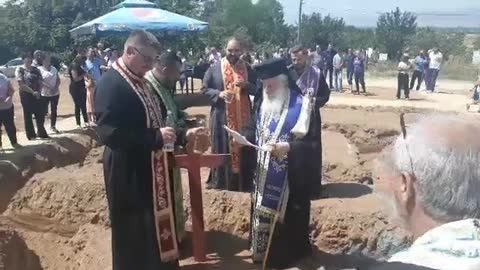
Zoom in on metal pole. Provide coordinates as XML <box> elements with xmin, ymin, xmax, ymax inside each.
<box><xmin>297</xmin><ymin>0</ymin><xmax>304</xmax><ymax>43</ymax></box>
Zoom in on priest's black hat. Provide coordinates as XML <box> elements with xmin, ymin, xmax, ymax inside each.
<box><xmin>253</xmin><ymin>58</ymin><xmax>289</xmax><ymax>80</ymax></box>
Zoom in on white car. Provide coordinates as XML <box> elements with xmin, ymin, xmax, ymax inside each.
<box><xmin>0</xmin><ymin>58</ymin><xmax>23</xmax><ymax>78</ymax></box>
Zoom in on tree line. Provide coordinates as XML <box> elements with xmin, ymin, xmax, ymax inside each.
<box><xmin>0</xmin><ymin>0</ymin><xmax>476</xmax><ymax>64</ymax></box>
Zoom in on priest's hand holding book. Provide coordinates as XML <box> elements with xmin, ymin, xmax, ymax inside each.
<box><xmin>267</xmin><ymin>142</ymin><xmax>290</xmax><ymax>159</ymax></box>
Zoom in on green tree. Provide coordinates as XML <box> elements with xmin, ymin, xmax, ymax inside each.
<box><xmin>407</xmin><ymin>27</ymin><xmax>466</xmax><ymax>60</ymax></box>
<box><xmin>299</xmin><ymin>13</ymin><xmax>345</xmax><ymax>49</ymax></box>
<box><xmin>376</xmin><ymin>7</ymin><xmax>417</xmax><ymax>59</ymax></box>
<box><xmin>198</xmin><ymin>0</ymin><xmax>290</xmax><ymax>50</ymax></box>
<box><xmin>341</xmin><ymin>26</ymin><xmax>376</xmax><ymax>51</ymax></box>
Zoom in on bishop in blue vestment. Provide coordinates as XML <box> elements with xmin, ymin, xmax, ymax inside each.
<box><xmin>240</xmin><ymin>59</ymin><xmax>322</xmax><ymax>269</ymax></box>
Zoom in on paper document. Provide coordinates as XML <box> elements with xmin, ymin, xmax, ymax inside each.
<box><xmin>224</xmin><ymin>126</ymin><xmax>268</xmax><ymax>151</ymax></box>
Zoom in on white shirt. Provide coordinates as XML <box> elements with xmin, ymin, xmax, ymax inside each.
<box><xmin>398</xmin><ymin>62</ymin><xmax>410</xmax><ymax>73</ymax></box>
<box><xmin>38</xmin><ymin>66</ymin><xmax>59</xmax><ymax>97</ymax></box>
<box><xmin>389</xmin><ymin>219</ymin><xmax>480</xmax><ymax>270</ymax></box>
<box><xmin>429</xmin><ymin>51</ymin><xmax>443</xmax><ymax>69</ymax></box>
<box><xmin>333</xmin><ymin>53</ymin><xmax>343</xmax><ymax>69</ymax></box>
<box><xmin>208</xmin><ymin>52</ymin><xmax>221</xmax><ymax>64</ymax></box>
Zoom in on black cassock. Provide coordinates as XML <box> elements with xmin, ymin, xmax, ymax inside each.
<box><xmin>241</xmin><ymin>94</ymin><xmax>322</xmax><ymax>269</ymax></box>
<box><xmin>288</xmin><ymin>65</ymin><xmax>330</xmax><ymax>197</ymax></box>
<box><xmin>202</xmin><ymin>62</ymin><xmax>258</xmax><ymax>191</ymax></box>
<box><xmin>95</xmin><ymin>70</ymin><xmax>186</xmax><ymax>270</ymax></box>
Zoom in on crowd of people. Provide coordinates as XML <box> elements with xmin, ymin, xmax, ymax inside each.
<box><xmin>396</xmin><ymin>48</ymin><xmax>444</xmax><ymax>100</ymax></box>
<box><xmin>0</xmin><ymin>51</ymin><xmax>61</xmax><ymax>151</ymax></box>
<box><xmin>0</xmin><ymin>28</ymin><xmax>479</xmax><ymax>270</ymax></box>
<box><xmin>204</xmin><ymin>44</ymin><xmax>370</xmax><ymax>95</ymax></box>
<box><xmin>89</xmin><ymin>30</ymin><xmax>480</xmax><ymax>270</ymax></box>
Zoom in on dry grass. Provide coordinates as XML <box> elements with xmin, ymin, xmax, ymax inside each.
<box><xmin>367</xmin><ymin>61</ymin><xmax>480</xmax><ymax>81</ymax></box>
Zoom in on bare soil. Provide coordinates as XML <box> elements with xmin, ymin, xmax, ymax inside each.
<box><xmin>0</xmin><ymin>76</ymin><xmax>478</xmax><ymax>270</ymax></box>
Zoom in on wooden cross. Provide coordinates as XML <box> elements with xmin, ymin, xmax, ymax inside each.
<box><xmin>175</xmin><ymin>152</ymin><xmax>229</xmax><ymax>262</ymax></box>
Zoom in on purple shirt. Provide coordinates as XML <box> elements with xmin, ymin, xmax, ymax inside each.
<box><xmin>353</xmin><ymin>57</ymin><xmax>365</xmax><ymax>74</ymax></box>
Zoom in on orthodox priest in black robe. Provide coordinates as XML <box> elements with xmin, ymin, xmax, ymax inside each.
<box><xmin>95</xmin><ymin>31</ymin><xmax>188</xmax><ymax>270</ymax></box>
<box><xmin>202</xmin><ymin>37</ymin><xmax>258</xmax><ymax>191</ymax></box>
<box><xmin>240</xmin><ymin>59</ymin><xmax>322</xmax><ymax>269</ymax></box>
<box><xmin>288</xmin><ymin>45</ymin><xmax>330</xmax><ymax>198</ymax></box>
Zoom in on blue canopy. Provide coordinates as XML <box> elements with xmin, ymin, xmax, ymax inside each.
<box><xmin>113</xmin><ymin>0</ymin><xmax>157</xmax><ymax>9</ymax></box>
<box><xmin>69</xmin><ymin>0</ymin><xmax>208</xmax><ymax>37</ymax></box>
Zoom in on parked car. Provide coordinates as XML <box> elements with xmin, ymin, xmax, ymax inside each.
<box><xmin>0</xmin><ymin>58</ymin><xmax>23</xmax><ymax>78</ymax></box>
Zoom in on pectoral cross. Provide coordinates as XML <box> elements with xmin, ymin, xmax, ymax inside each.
<box><xmin>175</xmin><ymin>152</ymin><xmax>229</xmax><ymax>262</ymax></box>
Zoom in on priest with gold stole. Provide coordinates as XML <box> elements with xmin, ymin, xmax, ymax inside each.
<box><xmin>240</xmin><ymin>58</ymin><xmax>322</xmax><ymax>269</ymax></box>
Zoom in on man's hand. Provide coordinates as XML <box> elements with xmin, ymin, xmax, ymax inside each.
<box><xmin>161</xmin><ymin>127</ymin><xmax>176</xmax><ymax>145</ymax></box>
<box><xmin>234</xmin><ymin>79</ymin><xmax>249</xmax><ymax>89</ymax></box>
<box><xmin>33</xmin><ymin>92</ymin><xmax>41</xmax><ymax>99</ymax></box>
<box><xmin>219</xmin><ymin>91</ymin><xmax>234</xmax><ymax>102</ymax></box>
<box><xmin>268</xmin><ymin>142</ymin><xmax>290</xmax><ymax>159</ymax></box>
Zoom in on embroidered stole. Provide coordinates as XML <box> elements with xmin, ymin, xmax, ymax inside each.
<box><xmin>295</xmin><ymin>65</ymin><xmax>321</xmax><ymax>96</ymax></box>
<box><xmin>221</xmin><ymin>58</ymin><xmax>251</xmax><ymax>173</ymax></box>
<box><xmin>250</xmin><ymin>90</ymin><xmax>303</xmax><ymax>263</ymax></box>
<box><xmin>112</xmin><ymin>60</ymin><xmax>179</xmax><ymax>262</ymax></box>
<box><xmin>145</xmin><ymin>71</ymin><xmax>186</xmax><ymax>242</ymax></box>
<box><xmin>291</xmin><ymin>66</ymin><xmax>320</xmax><ymax>139</ymax></box>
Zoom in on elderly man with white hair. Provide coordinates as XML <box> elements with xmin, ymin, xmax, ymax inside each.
<box><xmin>371</xmin><ymin>115</ymin><xmax>480</xmax><ymax>270</ymax></box>
<box><xmin>239</xmin><ymin>58</ymin><xmax>322</xmax><ymax>269</ymax></box>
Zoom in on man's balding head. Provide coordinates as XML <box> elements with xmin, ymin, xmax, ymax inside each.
<box><xmin>123</xmin><ymin>30</ymin><xmax>161</xmax><ymax>76</ymax></box>
<box><xmin>374</xmin><ymin>115</ymin><xmax>480</xmax><ymax>238</ymax></box>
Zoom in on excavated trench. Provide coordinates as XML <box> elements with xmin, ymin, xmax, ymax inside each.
<box><xmin>0</xmin><ymin>106</ymin><xmax>423</xmax><ymax>270</ymax></box>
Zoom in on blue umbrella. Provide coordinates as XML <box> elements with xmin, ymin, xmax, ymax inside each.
<box><xmin>69</xmin><ymin>0</ymin><xmax>208</xmax><ymax>37</ymax></box>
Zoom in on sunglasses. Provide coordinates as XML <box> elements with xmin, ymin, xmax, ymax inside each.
<box><xmin>399</xmin><ymin>113</ymin><xmax>417</xmax><ymax>176</ymax></box>
<box><xmin>133</xmin><ymin>47</ymin><xmax>158</xmax><ymax>64</ymax></box>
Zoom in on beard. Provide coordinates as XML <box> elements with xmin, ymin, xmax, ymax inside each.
<box><xmin>227</xmin><ymin>54</ymin><xmax>240</xmax><ymax>65</ymax></box>
<box><xmin>261</xmin><ymin>86</ymin><xmax>289</xmax><ymax>118</ymax></box>
<box><xmin>374</xmin><ymin>191</ymin><xmax>409</xmax><ymax>229</ymax></box>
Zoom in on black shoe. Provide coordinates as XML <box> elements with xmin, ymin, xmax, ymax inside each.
<box><xmin>38</xmin><ymin>134</ymin><xmax>50</xmax><ymax>139</ymax></box>
<box><xmin>12</xmin><ymin>143</ymin><xmax>22</xmax><ymax>149</ymax></box>
<box><xmin>27</xmin><ymin>136</ymin><xmax>37</xmax><ymax>141</ymax></box>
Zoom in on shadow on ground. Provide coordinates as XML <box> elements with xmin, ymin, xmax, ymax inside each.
<box><xmin>320</xmin><ymin>182</ymin><xmax>372</xmax><ymax>199</ymax></box>
<box><xmin>180</xmin><ymin>231</ymin><xmax>379</xmax><ymax>270</ymax></box>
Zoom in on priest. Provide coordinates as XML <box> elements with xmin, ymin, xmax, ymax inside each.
<box><xmin>240</xmin><ymin>58</ymin><xmax>322</xmax><ymax>269</ymax></box>
<box><xmin>289</xmin><ymin>45</ymin><xmax>330</xmax><ymax>198</ymax></box>
<box><xmin>202</xmin><ymin>37</ymin><xmax>258</xmax><ymax>191</ymax></box>
<box><xmin>96</xmin><ymin>31</ymin><xmax>196</xmax><ymax>270</ymax></box>
<box><xmin>144</xmin><ymin>51</ymin><xmax>209</xmax><ymax>244</ymax></box>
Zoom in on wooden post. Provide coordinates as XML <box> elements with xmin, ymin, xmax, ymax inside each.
<box><xmin>175</xmin><ymin>152</ymin><xmax>229</xmax><ymax>262</ymax></box>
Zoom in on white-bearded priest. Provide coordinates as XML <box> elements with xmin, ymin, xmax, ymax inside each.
<box><xmin>240</xmin><ymin>58</ymin><xmax>321</xmax><ymax>269</ymax></box>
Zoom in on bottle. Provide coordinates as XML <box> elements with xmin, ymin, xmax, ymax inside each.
<box><xmin>163</xmin><ymin>111</ymin><xmax>175</xmax><ymax>152</ymax></box>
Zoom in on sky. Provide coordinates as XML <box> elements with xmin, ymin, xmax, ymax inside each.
<box><xmin>278</xmin><ymin>0</ymin><xmax>480</xmax><ymax>28</ymax></box>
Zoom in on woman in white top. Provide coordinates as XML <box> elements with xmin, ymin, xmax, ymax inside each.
<box><xmin>0</xmin><ymin>72</ymin><xmax>19</xmax><ymax>151</ymax></box>
<box><xmin>39</xmin><ymin>53</ymin><xmax>61</xmax><ymax>133</ymax></box>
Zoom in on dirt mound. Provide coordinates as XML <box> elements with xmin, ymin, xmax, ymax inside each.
<box><xmin>0</xmin><ymin>129</ymin><xmax>98</xmax><ymax>213</ymax></box>
<box><xmin>0</xmin><ymin>218</ymin><xmax>42</xmax><ymax>270</ymax></box>
<box><xmin>322</xmin><ymin>123</ymin><xmax>399</xmax><ymax>184</ymax></box>
<box><xmin>5</xmin><ymin>147</ymin><xmax>108</xmax><ymax>236</ymax></box>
